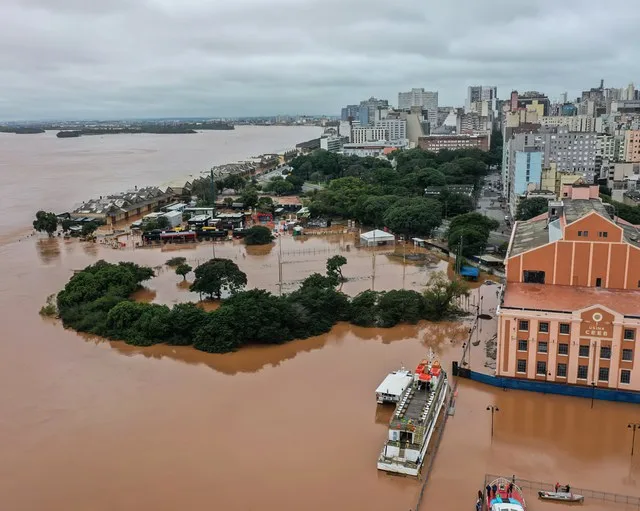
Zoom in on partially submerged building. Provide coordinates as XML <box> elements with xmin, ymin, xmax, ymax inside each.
<box><xmin>73</xmin><ymin>187</ymin><xmax>171</xmax><ymax>225</ymax></box>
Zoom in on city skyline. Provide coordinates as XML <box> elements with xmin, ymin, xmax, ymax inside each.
<box><xmin>1</xmin><ymin>0</ymin><xmax>640</xmax><ymax>120</ymax></box>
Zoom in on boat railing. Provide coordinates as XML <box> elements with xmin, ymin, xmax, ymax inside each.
<box><xmin>484</xmin><ymin>473</ymin><xmax>640</xmax><ymax>506</ymax></box>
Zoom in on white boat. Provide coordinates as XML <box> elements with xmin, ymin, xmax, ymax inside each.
<box><xmin>538</xmin><ymin>490</ymin><xmax>584</xmax><ymax>503</ymax></box>
<box><xmin>377</xmin><ymin>358</ymin><xmax>450</xmax><ymax>476</ymax></box>
<box><xmin>375</xmin><ymin>368</ymin><xmax>413</xmax><ymax>404</ymax></box>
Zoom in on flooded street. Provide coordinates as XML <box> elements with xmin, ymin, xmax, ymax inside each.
<box><xmin>1</xmin><ymin>133</ymin><xmax>639</xmax><ymax>510</ymax></box>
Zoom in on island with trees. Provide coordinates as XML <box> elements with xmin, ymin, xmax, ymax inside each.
<box><xmin>50</xmin><ymin>257</ymin><xmax>469</xmax><ymax>353</ymax></box>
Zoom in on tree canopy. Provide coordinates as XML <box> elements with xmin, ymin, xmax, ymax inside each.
<box><xmin>175</xmin><ymin>263</ymin><xmax>192</xmax><ymax>280</ymax></box>
<box><xmin>383</xmin><ymin>198</ymin><xmax>443</xmax><ymax>238</ymax></box>
<box><xmin>516</xmin><ymin>197</ymin><xmax>549</xmax><ymax>221</ymax></box>
<box><xmin>53</xmin><ymin>252</ymin><xmax>470</xmax><ymax>353</ymax></box>
<box><xmin>189</xmin><ymin>258</ymin><xmax>247</xmax><ymax>299</ymax></box>
<box><xmin>447</xmin><ymin>212</ymin><xmax>500</xmax><ymax>257</ymax></box>
<box><xmin>33</xmin><ymin>211</ymin><xmax>58</xmax><ymax>237</ymax></box>
<box><xmin>244</xmin><ymin>225</ymin><xmax>274</xmax><ymax>245</ymax></box>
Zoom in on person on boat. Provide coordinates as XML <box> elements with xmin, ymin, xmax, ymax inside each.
<box><xmin>555</xmin><ymin>482</ymin><xmax>560</xmax><ymax>492</ymax></box>
<box><xmin>565</xmin><ymin>484</ymin><xmax>571</xmax><ymax>494</ymax></box>
<box><xmin>492</xmin><ymin>484</ymin><xmax>498</xmax><ymax>497</ymax></box>
<box><xmin>507</xmin><ymin>482</ymin><xmax>513</xmax><ymax>497</ymax></box>
<box><xmin>476</xmin><ymin>496</ymin><xmax>482</xmax><ymax>511</ymax></box>
<box><xmin>486</xmin><ymin>485</ymin><xmax>491</xmax><ymax>498</ymax></box>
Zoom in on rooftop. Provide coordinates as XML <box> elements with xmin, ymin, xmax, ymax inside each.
<box><xmin>502</xmin><ymin>283</ymin><xmax>640</xmax><ymax>317</ymax></box>
<box><xmin>510</xmin><ymin>199</ymin><xmax>640</xmax><ymax>256</ymax></box>
<box><xmin>73</xmin><ymin>186</ymin><xmax>169</xmax><ymax>216</ymax></box>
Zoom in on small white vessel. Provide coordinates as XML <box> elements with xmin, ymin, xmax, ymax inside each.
<box><xmin>538</xmin><ymin>490</ymin><xmax>584</xmax><ymax>503</ymax></box>
<box><xmin>377</xmin><ymin>357</ymin><xmax>451</xmax><ymax>476</ymax></box>
<box><xmin>375</xmin><ymin>368</ymin><xmax>413</xmax><ymax>404</ymax></box>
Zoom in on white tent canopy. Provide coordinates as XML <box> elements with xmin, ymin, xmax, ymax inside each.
<box><xmin>360</xmin><ymin>229</ymin><xmax>396</xmax><ymax>246</ymax></box>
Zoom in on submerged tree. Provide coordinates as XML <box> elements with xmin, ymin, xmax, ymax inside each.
<box><xmin>326</xmin><ymin>255</ymin><xmax>347</xmax><ymax>282</ymax></box>
<box><xmin>175</xmin><ymin>263</ymin><xmax>192</xmax><ymax>281</ymax></box>
<box><xmin>189</xmin><ymin>258</ymin><xmax>247</xmax><ymax>299</ymax></box>
<box><xmin>33</xmin><ymin>210</ymin><xmax>58</xmax><ymax>237</ymax></box>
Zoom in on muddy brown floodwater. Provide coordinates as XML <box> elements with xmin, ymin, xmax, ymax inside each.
<box><xmin>1</xmin><ymin>133</ymin><xmax>640</xmax><ymax>510</ymax></box>
<box><xmin>1</xmin><ymin>235</ymin><xmax>639</xmax><ymax>511</ymax></box>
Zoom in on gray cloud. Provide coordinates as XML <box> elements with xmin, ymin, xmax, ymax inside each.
<box><xmin>1</xmin><ymin>0</ymin><xmax>639</xmax><ymax>120</ymax></box>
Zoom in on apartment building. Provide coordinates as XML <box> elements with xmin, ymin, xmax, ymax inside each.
<box><xmin>418</xmin><ymin>134</ymin><xmax>489</xmax><ymax>153</ymax></box>
<box><xmin>548</xmin><ymin>127</ymin><xmax>598</xmax><ymax>178</ymax></box>
<box><xmin>624</xmin><ymin>130</ymin><xmax>640</xmax><ymax>162</ymax></box>
<box><xmin>350</xmin><ymin>127</ymin><xmax>388</xmax><ymax>144</ymax></box>
<box><xmin>497</xmin><ymin>182</ymin><xmax>640</xmax><ymax>392</ymax></box>
<box><xmin>375</xmin><ymin>119</ymin><xmax>407</xmax><ymax>142</ymax></box>
<box><xmin>540</xmin><ymin>115</ymin><xmax>597</xmax><ymax>133</ymax></box>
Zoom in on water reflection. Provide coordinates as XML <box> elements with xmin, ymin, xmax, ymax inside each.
<box><xmin>82</xmin><ymin>240</ymin><xmax>99</xmax><ymax>257</ymax></box>
<box><xmin>131</xmin><ymin>287</ymin><xmax>157</xmax><ymax>303</ymax></box>
<box><xmin>94</xmin><ymin>321</ymin><xmax>469</xmax><ymax>376</ymax></box>
<box><xmin>245</xmin><ymin>243</ymin><xmax>274</xmax><ymax>256</ymax></box>
<box><xmin>36</xmin><ymin>238</ymin><xmax>61</xmax><ymax>264</ymax></box>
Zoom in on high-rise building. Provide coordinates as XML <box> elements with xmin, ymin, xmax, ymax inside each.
<box><xmin>624</xmin><ymin>130</ymin><xmax>640</xmax><ymax>162</ymax></box>
<box><xmin>398</xmin><ymin>88</ymin><xmax>438</xmax><ymax>126</ymax></box>
<box><xmin>375</xmin><ymin>119</ymin><xmax>407</xmax><ymax>142</ymax></box>
<box><xmin>359</xmin><ymin>97</ymin><xmax>389</xmax><ymax>126</ymax></box>
<box><xmin>466</xmin><ymin>86</ymin><xmax>497</xmax><ymax>112</ymax></box>
<box><xmin>341</xmin><ymin>105</ymin><xmax>359</xmax><ymax>121</ymax></box>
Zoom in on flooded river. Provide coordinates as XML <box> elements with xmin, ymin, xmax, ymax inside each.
<box><xmin>1</xmin><ymin>132</ymin><xmax>639</xmax><ymax>510</ymax></box>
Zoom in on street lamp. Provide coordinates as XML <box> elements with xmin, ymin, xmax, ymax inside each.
<box><xmin>486</xmin><ymin>405</ymin><xmax>500</xmax><ymax>439</ymax></box>
<box><xmin>628</xmin><ymin>423</ymin><xmax>640</xmax><ymax>456</ymax></box>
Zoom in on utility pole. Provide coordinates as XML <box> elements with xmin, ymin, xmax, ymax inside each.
<box><xmin>278</xmin><ymin>235</ymin><xmax>283</xmax><ymax>296</ymax></box>
<box><xmin>210</xmin><ymin>167</ymin><xmax>217</xmax><ymax>259</ymax></box>
<box><xmin>629</xmin><ymin>423</ymin><xmax>640</xmax><ymax>457</ymax></box>
<box><xmin>486</xmin><ymin>405</ymin><xmax>499</xmax><ymax>440</ymax></box>
<box><xmin>371</xmin><ymin>230</ymin><xmax>376</xmax><ymax>291</ymax></box>
<box><xmin>402</xmin><ymin>239</ymin><xmax>406</xmax><ymax>290</ymax></box>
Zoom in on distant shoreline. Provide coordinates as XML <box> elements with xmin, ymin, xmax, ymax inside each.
<box><xmin>57</xmin><ymin>123</ymin><xmax>234</xmax><ymax>138</ymax></box>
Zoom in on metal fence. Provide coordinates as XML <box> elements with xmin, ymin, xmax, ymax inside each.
<box><xmin>484</xmin><ymin>474</ymin><xmax>640</xmax><ymax>507</ymax></box>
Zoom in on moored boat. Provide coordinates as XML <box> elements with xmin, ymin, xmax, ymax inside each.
<box><xmin>375</xmin><ymin>368</ymin><xmax>413</xmax><ymax>404</ymax></box>
<box><xmin>377</xmin><ymin>357</ymin><xmax>450</xmax><ymax>476</ymax></box>
<box><xmin>538</xmin><ymin>490</ymin><xmax>584</xmax><ymax>503</ymax></box>
<box><xmin>486</xmin><ymin>477</ymin><xmax>526</xmax><ymax>511</ymax></box>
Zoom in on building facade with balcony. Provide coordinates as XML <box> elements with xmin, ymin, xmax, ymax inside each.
<box><xmin>497</xmin><ymin>183</ymin><xmax>640</xmax><ymax>392</ymax></box>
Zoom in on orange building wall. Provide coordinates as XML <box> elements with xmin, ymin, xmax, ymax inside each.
<box><xmin>609</xmin><ymin>244</ymin><xmax>628</xmax><ymax>288</ymax></box>
<box><xmin>572</xmin><ymin>243</ymin><xmax>590</xmax><ymax>286</ymax></box>
<box><xmin>563</xmin><ymin>213</ymin><xmax>623</xmax><ymax>242</ymax></box>
<box><xmin>590</xmin><ymin>243</ymin><xmax>609</xmax><ymax>286</ymax></box>
<box><xmin>554</xmin><ymin>242</ymin><xmax>573</xmax><ymax>285</ymax></box>
<box><xmin>628</xmin><ymin>246</ymin><xmax>640</xmax><ymax>289</ymax></box>
<box><xmin>521</xmin><ymin>244</ymin><xmax>555</xmax><ymax>283</ymax></box>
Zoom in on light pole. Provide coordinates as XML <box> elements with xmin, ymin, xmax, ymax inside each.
<box><xmin>487</xmin><ymin>405</ymin><xmax>499</xmax><ymax>439</ymax></box>
<box><xmin>628</xmin><ymin>423</ymin><xmax>640</xmax><ymax>456</ymax></box>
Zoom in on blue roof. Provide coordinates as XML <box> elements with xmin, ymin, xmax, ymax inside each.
<box><xmin>460</xmin><ymin>266</ymin><xmax>480</xmax><ymax>277</ymax></box>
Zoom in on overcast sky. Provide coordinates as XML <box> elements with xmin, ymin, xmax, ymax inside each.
<box><xmin>1</xmin><ymin>0</ymin><xmax>639</xmax><ymax>120</ymax></box>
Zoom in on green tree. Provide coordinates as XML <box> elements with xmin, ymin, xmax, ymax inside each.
<box><xmin>383</xmin><ymin>198</ymin><xmax>442</xmax><ymax>238</ymax></box>
<box><xmin>244</xmin><ymin>225</ymin><xmax>274</xmax><ymax>245</ymax></box>
<box><xmin>81</xmin><ymin>221</ymin><xmax>100</xmax><ymax>237</ymax></box>
<box><xmin>422</xmin><ymin>272</ymin><xmax>469</xmax><ymax>320</ymax></box>
<box><xmin>447</xmin><ymin>212</ymin><xmax>499</xmax><ymax>257</ymax></box>
<box><xmin>349</xmin><ymin>290</ymin><xmax>380</xmax><ymax>326</ymax></box>
<box><xmin>169</xmin><ymin>303</ymin><xmax>208</xmax><ymax>345</ymax></box>
<box><xmin>440</xmin><ymin>191</ymin><xmax>474</xmax><ymax>218</ymax></box>
<box><xmin>33</xmin><ymin>210</ymin><xmax>58</xmax><ymax>237</ymax></box>
<box><xmin>326</xmin><ymin>255</ymin><xmax>347</xmax><ymax>282</ymax></box>
<box><xmin>240</xmin><ymin>187</ymin><xmax>259</xmax><ymax>209</ymax></box>
<box><xmin>256</xmin><ymin>196</ymin><xmax>275</xmax><ymax>213</ymax></box>
<box><xmin>355</xmin><ymin>195</ymin><xmax>400</xmax><ymax>227</ymax></box>
<box><xmin>166</xmin><ymin>256</ymin><xmax>186</xmax><ymax>267</ymax></box>
<box><xmin>175</xmin><ymin>263</ymin><xmax>192</xmax><ymax>280</ymax></box>
<box><xmin>193</xmin><ymin>308</ymin><xmax>242</xmax><ymax>353</ymax></box>
<box><xmin>156</xmin><ymin>216</ymin><xmax>170</xmax><ymax>229</ymax></box>
<box><xmin>223</xmin><ymin>197</ymin><xmax>234</xmax><ymax>207</ymax></box>
<box><xmin>189</xmin><ymin>258</ymin><xmax>248</xmax><ymax>299</ymax></box>
<box><xmin>377</xmin><ymin>290</ymin><xmax>425</xmax><ymax>327</ymax></box>
<box><xmin>516</xmin><ymin>197</ymin><xmax>549</xmax><ymax>221</ymax></box>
